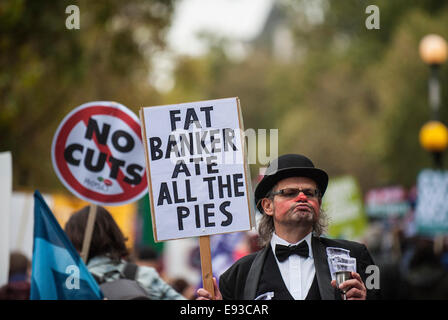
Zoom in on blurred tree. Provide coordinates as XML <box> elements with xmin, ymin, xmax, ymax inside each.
<box><xmin>0</xmin><ymin>0</ymin><xmax>175</xmax><ymax>191</ymax></box>
<box><xmin>276</xmin><ymin>0</ymin><xmax>448</xmax><ymax>189</ymax></box>
<box><xmin>370</xmin><ymin>9</ymin><xmax>448</xmax><ymax>186</ymax></box>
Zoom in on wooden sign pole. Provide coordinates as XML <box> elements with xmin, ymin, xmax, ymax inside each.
<box><xmin>81</xmin><ymin>204</ymin><xmax>98</xmax><ymax>263</ymax></box>
<box><xmin>199</xmin><ymin>235</ymin><xmax>215</xmax><ymax>299</ymax></box>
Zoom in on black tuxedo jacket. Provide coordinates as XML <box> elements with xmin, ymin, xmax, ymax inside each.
<box><xmin>219</xmin><ymin>235</ymin><xmax>381</xmax><ymax>300</ymax></box>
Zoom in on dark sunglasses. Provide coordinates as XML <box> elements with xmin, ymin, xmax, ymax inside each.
<box><xmin>269</xmin><ymin>187</ymin><xmax>321</xmax><ymax>199</ymax></box>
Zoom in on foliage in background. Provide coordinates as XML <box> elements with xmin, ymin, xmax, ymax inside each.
<box><xmin>2</xmin><ymin>0</ymin><xmax>448</xmax><ymax>194</ymax></box>
<box><xmin>0</xmin><ymin>0</ymin><xmax>174</xmax><ymax>191</ymax></box>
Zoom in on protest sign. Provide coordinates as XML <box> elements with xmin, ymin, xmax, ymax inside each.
<box><xmin>52</xmin><ymin>101</ymin><xmax>147</xmax><ymax>261</ymax></box>
<box><xmin>10</xmin><ymin>192</ymin><xmax>38</xmax><ymax>261</ymax></box>
<box><xmin>0</xmin><ymin>152</ymin><xmax>12</xmax><ymax>286</ymax></box>
<box><xmin>140</xmin><ymin>97</ymin><xmax>253</xmax><ymax>241</ymax></box>
<box><xmin>415</xmin><ymin>169</ymin><xmax>448</xmax><ymax>235</ymax></box>
<box><xmin>322</xmin><ymin>176</ymin><xmax>367</xmax><ymax>240</ymax></box>
<box><xmin>140</xmin><ymin>97</ymin><xmax>253</xmax><ymax>297</ymax></box>
<box><xmin>52</xmin><ymin>101</ymin><xmax>147</xmax><ymax>206</ymax></box>
<box><xmin>365</xmin><ymin>186</ymin><xmax>410</xmax><ymax>218</ymax></box>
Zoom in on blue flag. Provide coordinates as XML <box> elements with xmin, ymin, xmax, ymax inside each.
<box><xmin>30</xmin><ymin>190</ymin><xmax>103</xmax><ymax>300</ymax></box>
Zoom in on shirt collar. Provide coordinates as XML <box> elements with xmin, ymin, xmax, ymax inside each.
<box><xmin>270</xmin><ymin>231</ymin><xmax>313</xmax><ymax>258</ymax></box>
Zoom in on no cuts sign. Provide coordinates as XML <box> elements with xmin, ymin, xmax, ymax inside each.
<box><xmin>52</xmin><ymin>101</ymin><xmax>147</xmax><ymax>206</ymax></box>
<box><xmin>140</xmin><ymin>97</ymin><xmax>254</xmax><ymax>241</ymax></box>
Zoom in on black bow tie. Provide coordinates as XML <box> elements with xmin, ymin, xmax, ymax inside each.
<box><xmin>275</xmin><ymin>241</ymin><xmax>309</xmax><ymax>262</ymax></box>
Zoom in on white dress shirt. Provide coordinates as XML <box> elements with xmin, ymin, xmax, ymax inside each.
<box><xmin>270</xmin><ymin>232</ymin><xmax>316</xmax><ymax>300</ymax></box>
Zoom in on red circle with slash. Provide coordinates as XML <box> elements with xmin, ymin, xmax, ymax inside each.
<box><xmin>52</xmin><ymin>101</ymin><xmax>147</xmax><ymax>205</ymax></box>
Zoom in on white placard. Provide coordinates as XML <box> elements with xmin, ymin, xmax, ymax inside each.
<box><xmin>415</xmin><ymin>169</ymin><xmax>448</xmax><ymax>235</ymax></box>
<box><xmin>140</xmin><ymin>97</ymin><xmax>253</xmax><ymax>241</ymax></box>
<box><xmin>51</xmin><ymin>101</ymin><xmax>147</xmax><ymax>206</ymax></box>
<box><xmin>0</xmin><ymin>152</ymin><xmax>12</xmax><ymax>286</ymax></box>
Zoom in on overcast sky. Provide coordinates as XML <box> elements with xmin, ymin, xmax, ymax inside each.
<box><xmin>167</xmin><ymin>0</ymin><xmax>274</xmax><ymax>56</ymax></box>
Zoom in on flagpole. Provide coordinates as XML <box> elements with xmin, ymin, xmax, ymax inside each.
<box><xmin>81</xmin><ymin>204</ymin><xmax>97</xmax><ymax>263</ymax></box>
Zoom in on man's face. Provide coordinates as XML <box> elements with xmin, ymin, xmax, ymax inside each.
<box><xmin>262</xmin><ymin>176</ymin><xmax>321</xmax><ymax>229</ymax></box>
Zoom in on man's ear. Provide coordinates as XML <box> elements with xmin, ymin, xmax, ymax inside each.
<box><xmin>261</xmin><ymin>198</ymin><xmax>274</xmax><ymax>216</ymax></box>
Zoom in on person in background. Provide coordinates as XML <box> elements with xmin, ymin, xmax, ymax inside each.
<box><xmin>169</xmin><ymin>277</ymin><xmax>197</xmax><ymax>300</ymax></box>
<box><xmin>399</xmin><ymin>236</ymin><xmax>448</xmax><ymax>299</ymax></box>
<box><xmin>0</xmin><ymin>251</ymin><xmax>31</xmax><ymax>300</ymax></box>
<box><xmin>64</xmin><ymin>205</ymin><xmax>185</xmax><ymax>300</ymax></box>
<box><xmin>134</xmin><ymin>245</ymin><xmax>163</xmax><ymax>274</ymax></box>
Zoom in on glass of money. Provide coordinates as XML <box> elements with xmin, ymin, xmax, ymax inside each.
<box><xmin>331</xmin><ymin>259</ymin><xmax>356</xmax><ymax>300</ymax></box>
<box><xmin>335</xmin><ymin>270</ymin><xmax>353</xmax><ymax>300</ymax></box>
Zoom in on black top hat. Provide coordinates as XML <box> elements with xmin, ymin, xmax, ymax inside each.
<box><xmin>255</xmin><ymin>154</ymin><xmax>329</xmax><ymax>211</ymax></box>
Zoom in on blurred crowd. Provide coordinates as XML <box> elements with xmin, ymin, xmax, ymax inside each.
<box><xmin>361</xmin><ymin>217</ymin><xmax>448</xmax><ymax>299</ymax></box>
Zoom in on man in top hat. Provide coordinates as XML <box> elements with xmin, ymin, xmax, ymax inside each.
<box><xmin>197</xmin><ymin>154</ymin><xmax>380</xmax><ymax>300</ymax></box>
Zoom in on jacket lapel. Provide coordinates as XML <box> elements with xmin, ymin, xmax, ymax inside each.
<box><xmin>243</xmin><ymin>244</ymin><xmax>270</xmax><ymax>299</ymax></box>
<box><xmin>312</xmin><ymin>236</ymin><xmax>336</xmax><ymax>300</ymax></box>
<box><xmin>244</xmin><ymin>237</ymin><xmax>338</xmax><ymax>300</ymax></box>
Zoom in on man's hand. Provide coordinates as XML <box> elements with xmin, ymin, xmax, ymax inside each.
<box><xmin>331</xmin><ymin>271</ymin><xmax>367</xmax><ymax>300</ymax></box>
<box><xmin>196</xmin><ymin>277</ymin><xmax>223</xmax><ymax>300</ymax></box>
